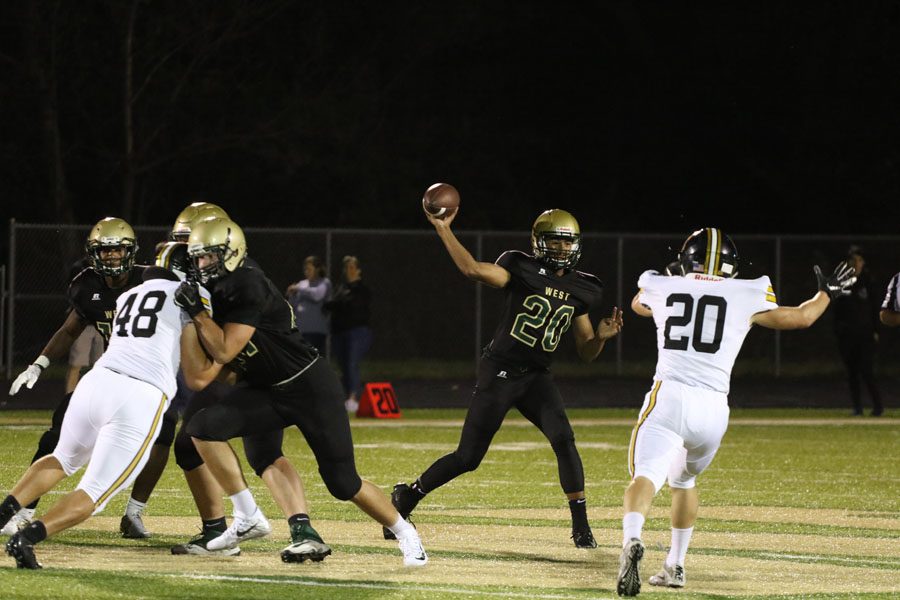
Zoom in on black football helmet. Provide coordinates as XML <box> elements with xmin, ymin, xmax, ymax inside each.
<box><xmin>677</xmin><ymin>228</ymin><xmax>738</xmax><ymax>278</ymax></box>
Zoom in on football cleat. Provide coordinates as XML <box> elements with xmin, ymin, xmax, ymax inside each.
<box><xmin>383</xmin><ymin>483</ymin><xmax>418</xmax><ymax>540</ymax></box>
<box><xmin>206</xmin><ymin>509</ymin><xmax>271</xmax><ymax>551</ymax></box>
<box><xmin>648</xmin><ymin>563</ymin><xmax>685</xmax><ymax>588</ymax></box>
<box><xmin>616</xmin><ymin>537</ymin><xmax>645</xmax><ymax>597</ymax></box>
<box><xmin>6</xmin><ymin>533</ymin><xmax>42</xmax><ymax>569</ymax></box>
<box><xmin>396</xmin><ymin>530</ymin><xmax>428</xmax><ymax>567</ymax></box>
<box><xmin>171</xmin><ymin>528</ymin><xmax>241</xmax><ymax>556</ymax></box>
<box><xmin>0</xmin><ymin>508</ymin><xmax>35</xmax><ymax>536</ymax></box>
<box><xmin>281</xmin><ymin>521</ymin><xmax>332</xmax><ymax>563</ymax></box>
<box><xmin>119</xmin><ymin>513</ymin><xmax>151</xmax><ymax>539</ymax></box>
<box><xmin>572</xmin><ymin>527</ymin><xmax>598</xmax><ymax>549</ymax></box>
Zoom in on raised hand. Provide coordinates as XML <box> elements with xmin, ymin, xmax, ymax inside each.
<box><xmin>174</xmin><ymin>281</ymin><xmax>206</xmax><ymax>318</ymax></box>
<box><xmin>814</xmin><ymin>262</ymin><xmax>856</xmax><ymax>299</ymax></box>
<box><xmin>597</xmin><ymin>307</ymin><xmax>624</xmax><ymax>340</ymax></box>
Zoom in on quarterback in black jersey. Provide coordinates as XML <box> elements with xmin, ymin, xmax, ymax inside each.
<box><xmin>4</xmin><ymin>218</ymin><xmax>178</xmax><ymax>537</ymax></box>
<box><xmin>388</xmin><ymin>206</ymin><xmax>623</xmax><ymax>549</ymax></box>
<box><xmin>175</xmin><ymin>217</ymin><xmax>427</xmax><ymax>566</ymax></box>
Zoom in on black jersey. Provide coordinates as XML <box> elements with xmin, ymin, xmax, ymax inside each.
<box><xmin>485</xmin><ymin>250</ymin><xmax>602</xmax><ymax>370</ymax></box>
<box><xmin>67</xmin><ymin>265</ymin><xmax>149</xmax><ymax>343</ymax></box>
<box><xmin>209</xmin><ymin>266</ymin><xmax>318</xmax><ymax>386</ymax></box>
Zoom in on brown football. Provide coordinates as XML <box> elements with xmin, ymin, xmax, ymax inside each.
<box><xmin>422</xmin><ymin>183</ymin><xmax>460</xmax><ymax>218</ymax></box>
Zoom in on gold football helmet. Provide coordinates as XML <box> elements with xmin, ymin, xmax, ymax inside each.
<box><xmin>531</xmin><ymin>209</ymin><xmax>582</xmax><ymax>270</ymax></box>
<box><xmin>85</xmin><ymin>217</ymin><xmax>138</xmax><ymax>276</ymax></box>
<box><xmin>186</xmin><ymin>217</ymin><xmax>247</xmax><ymax>283</ymax></box>
<box><xmin>171</xmin><ymin>202</ymin><xmax>229</xmax><ymax>242</ymax></box>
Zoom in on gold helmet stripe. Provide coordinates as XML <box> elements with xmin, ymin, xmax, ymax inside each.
<box><xmin>712</xmin><ymin>228</ymin><xmax>723</xmax><ymax>276</ymax></box>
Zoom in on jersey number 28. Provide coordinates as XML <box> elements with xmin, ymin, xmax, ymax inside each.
<box><xmin>663</xmin><ymin>293</ymin><xmax>727</xmax><ymax>354</ymax></box>
<box><xmin>115</xmin><ymin>291</ymin><xmax>166</xmax><ymax>338</ymax></box>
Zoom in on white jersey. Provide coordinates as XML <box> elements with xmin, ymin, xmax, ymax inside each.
<box><xmin>637</xmin><ymin>270</ymin><xmax>778</xmax><ymax>394</ymax></box>
<box><xmin>882</xmin><ymin>272</ymin><xmax>900</xmax><ymax>312</ymax></box>
<box><xmin>94</xmin><ymin>277</ymin><xmax>210</xmax><ymax>399</ymax></box>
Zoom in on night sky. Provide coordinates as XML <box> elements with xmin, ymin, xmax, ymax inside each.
<box><xmin>1</xmin><ymin>1</ymin><xmax>899</xmax><ymax>250</ymax></box>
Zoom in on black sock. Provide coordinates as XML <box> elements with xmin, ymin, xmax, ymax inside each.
<box><xmin>569</xmin><ymin>498</ymin><xmax>589</xmax><ymax>530</ymax></box>
<box><xmin>202</xmin><ymin>517</ymin><xmax>227</xmax><ymax>533</ymax></box>
<box><xmin>26</xmin><ymin>498</ymin><xmax>39</xmax><ymax>510</ymax></box>
<box><xmin>0</xmin><ymin>495</ymin><xmax>22</xmax><ymax>527</ymax></box>
<box><xmin>288</xmin><ymin>513</ymin><xmax>310</xmax><ymax>527</ymax></box>
<box><xmin>410</xmin><ymin>479</ymin><xmax>428</xmax><ymax>497</ymax></box>
<box><xmin>20</xmin><ymin>520</ymin><xmax>47</xmax><ymax>545</ymax></box>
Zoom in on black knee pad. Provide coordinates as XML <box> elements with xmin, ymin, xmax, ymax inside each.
<box><xmin>319</xmin><ymin>461</ymin><xmax>362</xmax><ymax>501</ymax></box>
<box><xmin>243</xmin><ymin>431</ymin><xmax>284</xmax><ymax>478</ymax></box>
<box><xmin>185</xmin><ymin>407</ymin><xmax>236</xmax><ymax>441</ymax></box>
<box><xmin>154</xmin><ymin>406</ymin><xmax>179</xmax><ymax>448</ymax></box>
<box><xmin>173</xmin><ymin>422</ymin><xmax>204</xmax><ymax>472</ymax></box>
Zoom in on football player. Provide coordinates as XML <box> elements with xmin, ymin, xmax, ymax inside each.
<box><xmin>160</xmin><ymin>205</ymin><xmax>331</xmax><ymax>562</ymax></box>
<box><xmin>388</xmin><ymin>206</ymin><xmax>623</xmax><ymax>548</ymax></box>
<box><xmin>173</xmin><ymin>218</ymin><xmax>426</xmax><ymax>566</ymax></box>
<box><xmin>614</xmin><ymin>228</ymin><xmax>856</xmax><ymax>597</ymax></box>
<box><xmin>4</xmin><ymin>218</ymin><xmax>175</xmax><ymax>539</ymax></box>
<box><xmin>0</xmin><ymin>267</ymin><xmax>215</xmax><ymax>569</ymax></box>
<box><xmin>880</xmin><ymin>271</ymin><xmax>900</xmax><ymax>327</ymax></box>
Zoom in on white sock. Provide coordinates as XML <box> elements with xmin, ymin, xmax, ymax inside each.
<box><xmin>666</xmin><ymin>527</ymin><xmax>693</xmax><ymax>566</ymax></box>
<box><xmin>386</xmin><ymin>515</ymin><xmax>414</xmax><ymax>538</ymax></box>
<box><xmin>18</xmin><ymin>507</ymin><xmax>35</xmax><ymax>521</ymax></box>
<box><xmin>230</xmin><ymin>489</ymin><xmax>258</xmax><ymax>519</ymax></box>
<box><xmin>125</xmin><ymin>497</ymin><xmax>147</xmax><ymax>518</ymax></box>
<box><xmin>622</xmin><ymin>512</ymin><xmax>645</xmax><ymax>545</ymax></box>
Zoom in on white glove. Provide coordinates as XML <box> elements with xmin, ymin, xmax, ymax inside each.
<box><xmin>9</xmin><ymin>356</ymin><xmax>49</xmax><ymax>396</ymax></box>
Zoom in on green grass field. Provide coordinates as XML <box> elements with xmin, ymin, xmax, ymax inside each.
<box><xmin>0</xmin><ymin>408</ymin><xmax>897</xmax><ymax>599</ymax></box>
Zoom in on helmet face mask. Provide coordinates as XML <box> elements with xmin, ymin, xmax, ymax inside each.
<box><xmin>86</xmin><ymin>217</ymin><xmax>138</xmax><ymax>276</ymax></box>
<box><xmin>186</xmin><ymin>218</ymin><xmax>246</xmax><ymax>284</ymax></box>
<box><xmin>531</xmin><ymin>209</ymin><xmax>582</xmax><ymax>270</ymax></box>
<box><xmin>171</xmin><ymin>202</ymin><xmax>229</xmax><ymax>242</ymax></box>
<box><xmin>677</xmin><ymin>227</ymin><xmax>739</xmax><ymax>278</ymax></box>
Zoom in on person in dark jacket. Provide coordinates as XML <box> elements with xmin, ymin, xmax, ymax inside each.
<box><xmin>325</xmin><ymin>256</ymin><xmax>373</xmax><ymax>413</ymax></box>
<box><xmin>833</xmin><ymin>247</ymin><xmax>884</xmax><ymax>416</ymax></box>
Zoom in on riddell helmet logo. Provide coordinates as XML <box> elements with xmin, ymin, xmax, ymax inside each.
<box><xmin>556</xmin><ymin>227</ymin><xmax>573</xmax><ymax>233</ymax></box>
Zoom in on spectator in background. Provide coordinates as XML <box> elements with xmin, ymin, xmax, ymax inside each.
<box><xmin>325</xmin><ymin>256</ymin><xmax>372</xmax><ymax>413</ymax></box>
<box><xmin>833</xmin><ymin>247</ymin><xmax>884</xmax><ymax>416</ymax></box>
<box><xmin>880</xmin><ymin>270</ymin><xmax>900</xmax><ymax>328</ymax></box>
<box><xmin>286</xmin><ymin>256</ymin><xmax>332</xmax><ymax>354</ymax></box>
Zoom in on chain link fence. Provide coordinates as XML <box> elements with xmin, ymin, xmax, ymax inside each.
<box><xmin>5</xmin><ymin>221</ymin><xmax>900</xmax><ymax>381</ymax></box>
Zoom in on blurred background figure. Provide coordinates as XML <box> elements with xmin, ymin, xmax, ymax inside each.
<box><xmin>325</xmin><ymin>256</ymin><xmax>373</xmax><ymax>413</ymax></box>
<box><xmin>286</xmin><ymin>255</ymin><xmax>332</xmax><ymax>354</ymax></box>
<box><xmin>832</xmin><ymin>247</ymin><xmax>884</xmax><ymax>416</ymax></box>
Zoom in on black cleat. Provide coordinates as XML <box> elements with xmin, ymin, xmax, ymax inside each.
<box><xmin>383</xmin><ymin>483</ymin><xmax>418</xmax><ymax>540</ymax></box>
<box><xmin>281</xmin><ymin>521</ymin><xmax>332</xmax><ymax>563</ymax></box>
<box><xmin>572</xmin><ymin>527</ymin><xmax>598</xmax><ymax>548</ymax></box>
<box><xmin>6</xmin><ymin>533</ymin><xmax>42</xmax><ymax>569</ymax></box>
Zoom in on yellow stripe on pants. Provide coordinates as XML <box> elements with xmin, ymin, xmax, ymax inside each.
<box><xmin>628</xmin><ymin>381</ymin><xmax>661</xmax><ymax>476</ymax></box>
<box><xmin>95</xmin><ymin>394</ymin><xmax>167</xmax><ymax>507</ymax></box>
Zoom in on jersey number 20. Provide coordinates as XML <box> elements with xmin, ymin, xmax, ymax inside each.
<box><xmin>115</xmin><ymin>291</ymin><xmax>166</xmax><ymax>338</ymax></box>
<box><xmin>663</xmin><ymin>294</ymin><xmax>727</xmax><ymax>354</ymax></box>
<box><xmin>510</xmin><ymin>295</ymin><xmax>574</xmax><ymax>352</ymax></box>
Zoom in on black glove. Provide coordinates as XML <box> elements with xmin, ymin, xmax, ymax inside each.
<box><xmin>814</xmin><ymin>262</ymin><xmax>857</xmax><ymax>300</ymax></box>
<box><xmin>174</xmin><ymin>281</ymin><xmax>205</xmax><ymax>318</ymax></box>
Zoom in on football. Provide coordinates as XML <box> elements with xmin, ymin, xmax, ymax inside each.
<box><xmin>422</xmin><ymin>183</ymin><xmax>460</xmax><ymax>218</ymax></box>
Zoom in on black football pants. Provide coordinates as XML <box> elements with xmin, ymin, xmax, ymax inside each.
<box><xmin>186</xmin><ymin>358</ymin><xmax>362</xmax><ymax>501</ymax></box>
<box><xmin>418</xmin><ymin>357</ymin><xmax>585</xmax><ymax>495</ymax></box>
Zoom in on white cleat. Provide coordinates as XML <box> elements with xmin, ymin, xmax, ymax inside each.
<box><xmin>649</xmin><ymin>563</ymin><xmax>685</xmax><ymax>588</ymax></box>
<box><xmin>397</xmin><ymin>530</ymin><xmax>428</xmax><ymax>567</ymax></box>
<box><xmin>1</xmin><ymin>508</ymin><xmax>35</xmax><ymax>536</ymax></box>
<box><xmin>206</xmin><ymin>509</ymin><xmax>272</xmax><ymax>551</ymax></box>
<box><xmin>616</xmin><ymin>537</ymin><xmax>644</xmax><ymax>597</ymax></box>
